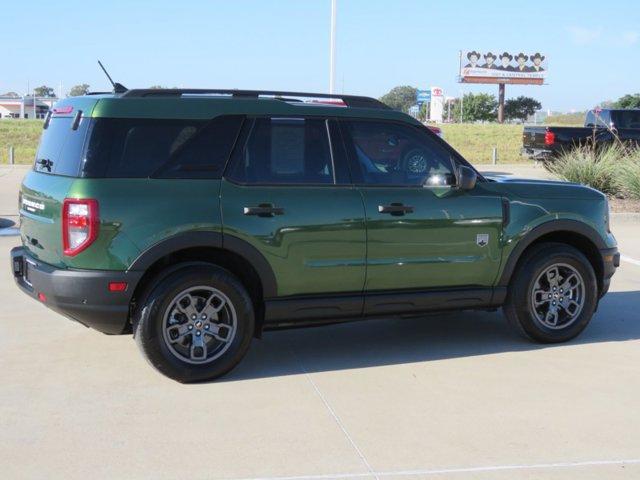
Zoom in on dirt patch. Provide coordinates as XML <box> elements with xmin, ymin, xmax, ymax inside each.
<box><xmin>610</xmin><ymin>197</ymin><xmax>640</xmax><ymax>213</ymax></box>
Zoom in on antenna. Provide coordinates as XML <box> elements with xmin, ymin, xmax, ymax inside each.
<box><xmin>97</xmin><ymin>60</ymin><xmax>128</xmax><ymax>94</ymax></box>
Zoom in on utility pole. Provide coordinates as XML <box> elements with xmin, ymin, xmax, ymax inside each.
<box><xmin>329</xmin><ymin>0</ymin><xmax>337</xmax><ymax>93</ymax></box>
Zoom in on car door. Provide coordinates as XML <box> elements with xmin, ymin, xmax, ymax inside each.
<box><xmin>339</xmin><ymin>119</ymin><xmax>504</xmax><ymax>310</ymax></box>
<box><xmin>221</xmin><ymin>116</ymin><xmax>366</xmax><ymax>321</ymax></box>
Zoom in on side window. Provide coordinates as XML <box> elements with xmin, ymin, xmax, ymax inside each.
<box><xmin>84</xmin><ymin>118</ymin><xmax>207</xmax><ymax>178</ymax></box>
<box><xmin>342</xmin><ymin>121</ymin><xmax>457</xmax><ymax>187</ymax></box>
<box><xmin>154</xmin><ymin>116</ymin><xmax>243</xmax><ymax>178</ymax></box>
<box><xmin>226</xmin><ymin>117</ymin><xmax>335</xmax><ymax>185</ymax></box>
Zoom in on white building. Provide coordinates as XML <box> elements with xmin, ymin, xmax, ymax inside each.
<box><xmin>0</xmin><ymin>96</ymin><xmax>58</xmax><ymax>119</ymax></box>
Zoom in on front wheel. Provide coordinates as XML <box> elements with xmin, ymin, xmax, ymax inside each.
<box><xmin>504</xmin><ymin>243</ymin><xmax>598</xmax><ymax>343</ymax></box>
<box><xmin>134</xmin><ymin>265</ymin><xmax>254</xmax><ymax>382</ymax></box>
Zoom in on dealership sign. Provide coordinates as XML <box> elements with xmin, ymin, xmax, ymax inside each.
<box><xmin>416</xmin><ymin>90</ymin><xmax>431</xmax><ymax>105</ymax></box>
<box><xmin>460</xmin><ymin>51</ymin><xmax>547</xmax><ymax>85</ymax></box>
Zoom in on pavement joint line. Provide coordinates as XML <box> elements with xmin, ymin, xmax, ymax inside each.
<box><xmin>288</xmin><ymin>345</ymin><xmax>378</xmax><ymax>480</ymax></box>
<box><xmin>224</xmin><ymin>458</ymin><xmax>640</xmax><ymax>480</ymax></box>
<box><xmin>620</xmin><ymin>254</ymin><xmax>640</xmax><ymax>267</ymax></box>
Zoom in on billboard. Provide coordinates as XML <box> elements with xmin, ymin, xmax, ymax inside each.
<box><xmin>460</xmin><ymin>51</ymin><xmax>547</xmax><ymax>85</ymax></box>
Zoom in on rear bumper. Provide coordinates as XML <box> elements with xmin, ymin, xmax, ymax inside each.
<box><xmin>600</xmin><ymin>247</ymin><xmax>620</xmax><ymax>298</ymax></box>
<box><xmin>10</xmin><ymin>246</ymin><xmax>142</xmax><ymax>334</ymax></box>
<box><xmin>521</xmin><ymin>147</ymin><xmax>554</xmax><ymax>160</ymax></box>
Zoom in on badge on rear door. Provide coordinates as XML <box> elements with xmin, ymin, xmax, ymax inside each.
<box><xmin>476</xmin><ymin>234</ymin><xmax>489</xmax><ymax>247</ymax></box>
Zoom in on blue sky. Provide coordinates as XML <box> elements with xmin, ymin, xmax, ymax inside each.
<box><xmin>2</xmin><ymin>0</ymin><xmax>638</xmax><ymax>111</ymax></box>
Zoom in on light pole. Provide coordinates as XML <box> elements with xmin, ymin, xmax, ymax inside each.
<box><xmin>329</xmin><ymin>0</ymin><xmax>337</xmax><ymax>93</ymax></box>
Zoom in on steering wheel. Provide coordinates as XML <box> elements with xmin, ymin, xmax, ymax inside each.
<box><xmin>401</xmin><ymin>148</ymin><xmax>430</xmax><ymax>174</ymax></box>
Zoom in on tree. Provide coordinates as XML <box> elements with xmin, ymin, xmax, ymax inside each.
<box><xmin>2</xmin><ymin>91</ymin><xmax>20</xmax><ymax>98</ymax></box>
<box><xmin>379</xmin><ymin>86</ymin><xmax>418</xmax><ymax>113</ymax></box>
<box><xmin>68</xmin><ymin>84</ymin><xmax>90</xmax><ymax>97</ymax></box>
<box><xmin>504</xmin><ymin>96</ymin><xmax>542</xmax><ymax>122</ymax></box>
<box><xmin>452</xmin><ymin>93</ymin><xmax>497</xmax><ymax>122</ymax></box>
<box><xmin>613</xmin><ymin>93</ymin><xmax>640</xmax><ymax>109</ymax></box>
<box><xmin>33</xmin><ymin>85</ymin><xmax>56</xmax><ymax>97</ymax></box>
<box><xmin>149</xmin><ymin>85</ymin><xmax>165</xmax><ymax>89</ymax></box>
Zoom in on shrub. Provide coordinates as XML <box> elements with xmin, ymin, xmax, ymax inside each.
<box><xmin>547</xmin><ymin>145</ymin><xmax>625</xmax><ymax>196</ymax></box>
<box><xmin>620</xmin><ymin>149</ymin><xmax>640</xmax><ymax>199</ymax></box>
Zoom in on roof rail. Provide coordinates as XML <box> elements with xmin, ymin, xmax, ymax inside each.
<box><xmin>120</xmin><ymin>88</ymin><xmax>390</xmax><ymax>110</ymax></box>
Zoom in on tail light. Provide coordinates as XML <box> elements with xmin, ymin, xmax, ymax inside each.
<box><xmin>62</xmin><ymin>198</ymin><xmax>99</xmax><ymax>256</ymax></box>
<box><xmin>544</xmin><ymin>130</ymin><xmax>556</xmax><ymax>146</ymax></box>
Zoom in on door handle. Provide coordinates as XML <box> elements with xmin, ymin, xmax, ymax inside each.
<box><xmin>243</xmin><ymin>204</ymin><xmax>285</xmax><ymax>217</ymax></box>
<box><xmin>378</xmin><ymin>203</ymin><xmax>414</xmax><ymax>216</ymax></box>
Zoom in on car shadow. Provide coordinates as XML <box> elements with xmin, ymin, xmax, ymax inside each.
<box><xmin>223</xmin><ymin>290</ymin><xmax>640</xmax><ymax>382</ymax></box>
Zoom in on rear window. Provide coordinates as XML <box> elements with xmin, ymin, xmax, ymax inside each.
<box><xmin>83</xmin><ymin>116</ymin><xmax>243</xmax><ymax>178</ymax></box>
<box><xmin>34</xmin><ymin>116</ymin><xmax>90</xmax><ymax>176</ymax></box>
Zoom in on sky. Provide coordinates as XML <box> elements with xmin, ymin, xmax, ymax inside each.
<box><xmin>2</xmin><ymin>0</ymin><xmax>639</xmax><ymax>112</ymax></box>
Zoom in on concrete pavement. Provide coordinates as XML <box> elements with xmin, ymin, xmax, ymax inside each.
<box><xmin>1</xmin><ymin>163</ymin><xmax>639</xmax><ymax>479</ymax></box>
<box><xmin>1</xmin><ymin>215</ymin><xmax>639</xmax><ymax>479</ymax></box>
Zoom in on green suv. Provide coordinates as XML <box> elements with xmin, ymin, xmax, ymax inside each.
<box><xmin>11</xmin><ymin>89</ymin><xmax>619</xmax><ymax>382</ymax></box>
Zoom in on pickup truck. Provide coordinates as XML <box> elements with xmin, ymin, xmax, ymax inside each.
<box><xmin>522</xmin><ymin>109</ymin><xmax>640</xmax><ymax>161</ymax></box>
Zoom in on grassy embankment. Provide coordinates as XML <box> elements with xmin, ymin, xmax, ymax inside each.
<box><xmin>1</xmin><ymin>119</ymin><xmax>530</xmax><ymax>166</ymax></box>
<box><xmin>0</xmin><ymin>120</ymin><xmax>42</xmax><ymax>164</ymax></box>
<box><xmin>440</xmin><ymin>123</ymin><xmax>525</xmax><ymax>164</ymax></box>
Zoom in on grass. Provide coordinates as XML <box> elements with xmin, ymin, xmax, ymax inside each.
<box><xmin>440</xmin><ymin>123</ymin><xmax>526</xmax><ymax>164</ymax></box>
<box><xmin>1</xmin><ymin>118</ymin><xmax>532</xmax><ymax>166</ymax></box>
<box><xmin>547</xmin><ymin>144</ymin><xmax>640</xmax><ymax>199</ymax></box>
<box><xmin>0</xmin><ymin>120</ymin><xmax>43</xmax><ymax>164</ymax></box>
<box><xmin>543</xmin><ymin>112</ymin><xmax>585</xmax><ymax>127</ymax></box>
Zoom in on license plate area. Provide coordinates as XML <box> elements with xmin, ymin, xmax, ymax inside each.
<box><xmin>23</xmin><ymin>259</ymin><xmax>35</xmax><ymax>287</ymax></box>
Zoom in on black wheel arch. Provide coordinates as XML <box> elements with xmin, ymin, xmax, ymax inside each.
<box><xmin>126</xmin><ymin>232</ymin><xmax>277</xmax><ymax>335</ymax></box>
<box><xmin>498</xmin><ymin>219</ymin><xmax>607</xmax><ymax>294</ymax></box>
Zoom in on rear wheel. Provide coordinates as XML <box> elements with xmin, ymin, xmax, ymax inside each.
<box><xmin>504</xmin><ymin>243</ymin><xmax>598</xmax><ymax>343</ymax></box>
<box><xmin>134</xmin><ymin>265</ymin><xmax>254</xmax><ymax>382</ymax></box>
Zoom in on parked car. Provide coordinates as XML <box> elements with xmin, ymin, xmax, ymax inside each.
<box><xmin>522</xmin><ymin>109</ymin><xmax>640</xmax><ymax>160</ymax></box>
<box><xmin>12</xmin><ymin>88</ymin><xmax>619</xmax><ymax>382</ymax></box>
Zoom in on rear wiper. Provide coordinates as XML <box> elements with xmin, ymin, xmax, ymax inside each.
<box><xmin>36</xmin><ymin>158</ymin><xmax>53</xmax><ymax>172</ymax></box>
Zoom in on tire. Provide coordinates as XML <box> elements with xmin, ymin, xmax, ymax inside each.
<box><xmin>133</xmin><ymin>264</ymin><xmax>254</xmax><ymax>382</ymax></box>
<box><xmin>503</xmin><ymin>242</ymin><xmax>598</xmax><ymax>343</ymax></box>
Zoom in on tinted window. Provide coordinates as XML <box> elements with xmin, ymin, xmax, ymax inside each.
<box><xmin>343</xmin><ymin>121</ymin><xmax>456</xmax><ymax>186</ymax></box>
<box><xmin>82</xmin><ymin>116</ymin><xmax>242</xmax><ymax>178</ymax></box>
<box><xmin>613</xmin><ymin>110</ymin><xmax>640</xmax><ymax>129</ymax></box>
<box><xmin>34</xmin><ymin>116</ymin><xmax>90</xmax><ymax>176</ymax></box>
<box><xmin>227</xmin><ymin>117</ymin><xmax>335</xmax><ymax>184</ymax></box>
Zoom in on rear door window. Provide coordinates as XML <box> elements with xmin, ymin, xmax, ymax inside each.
<box><xmin>34</xmin><ymin>116</ymin><xmax>90</xmax><ymax>176</ymax></box>
<box><xmin>226</xmin><ymin>117</ymin><xmax>335</xmax><ymax>185</ymax></box>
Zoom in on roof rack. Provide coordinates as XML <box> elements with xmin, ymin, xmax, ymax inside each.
<box><xmin>120</xmin><ymin>88</ymin><xmax>390</xmax><ymax>110</ymax></box>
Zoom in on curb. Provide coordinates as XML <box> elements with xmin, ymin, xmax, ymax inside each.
<box><xmin>611</xmin><ymin>212</ymin><xmax>640</xmax><ymax>223</ymax></box>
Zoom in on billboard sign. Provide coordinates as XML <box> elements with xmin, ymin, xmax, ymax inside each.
<box><xmin>416</xmin><ymin>90</ymin><xmax>431</xmax><ymax>105</ymax></box>
<box><xmin>460</xmin><ymin>51</ymin><xmax>547</xmax><ymax>85</ymax></box>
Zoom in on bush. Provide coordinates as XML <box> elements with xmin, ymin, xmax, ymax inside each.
<box><xmin>621</xmin><ymin>150</ymin><xmax>640</xmax><ymax>199</ymax></box>
<box><xmin>547</xmin><ymin>145</ymin><xmax>624</xmax><ymax>196</ymax></box>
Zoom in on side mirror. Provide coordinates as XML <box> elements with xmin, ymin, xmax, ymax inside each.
<box><xmin>458</xmin><ymin>166</ymin><xmax>477</xmax><ymax>191</ymax></box>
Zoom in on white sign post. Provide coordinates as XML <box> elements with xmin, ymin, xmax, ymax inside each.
<box><xmin>429</xmin><ymin>87</ymin><xmax>444</xmax><ymax>123</ymax></box>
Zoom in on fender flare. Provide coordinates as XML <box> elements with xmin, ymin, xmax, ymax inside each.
<box><xmin>128</xmin><ymin>231</ymin><xmax>277</xmax><ymax>298</ymax></box>
<box><xmin>497</xmin><ymin>219</ymin><xmax>606</xmax><ymax>287</ymax></box>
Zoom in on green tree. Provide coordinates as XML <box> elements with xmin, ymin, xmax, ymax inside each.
<box><xmin>504</xmin><ymin>96</ymin><xmax>542</xmax><ymax>122</ymax></box>
<box><xmin>33</xmin><ymin>85</ymin><xmax>56</xmax><ymax>97</ymax></box>
<box><xmin>613</xmin><ymin>93</ymin><xmax>640</xmax><ymax>109</ymax></box>
<box><xmin>379</xmin><ymin>85</ymin><xmax>418</xmax><ymax>113</ymax></box>
<box><xmin>453</xmin><ymin>93</ymin><xmax>497</xmax><ymax>122</ymax></box>
<box><xmin>68</xmin><ymin>84</ymin><xmax>90</xmax><ymax>97</ymax></box>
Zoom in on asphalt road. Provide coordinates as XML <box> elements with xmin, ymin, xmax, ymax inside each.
<box><xmin>1</xmin><ymin>165</ymin><xmax>639</xmax><ymax>479</ymax></box>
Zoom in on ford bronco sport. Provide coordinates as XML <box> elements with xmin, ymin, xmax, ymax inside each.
<box><xmin>11</xmin><ymin>88</ymin><xmax>619</xmax><ymax>382</ymax></box>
